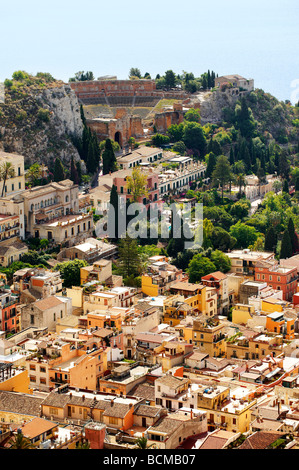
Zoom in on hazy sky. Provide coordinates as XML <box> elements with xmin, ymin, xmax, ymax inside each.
<box><xmin>1</xmin><ymin>0</ymin><xmax>299</xmax><ymax>102</ymax></box>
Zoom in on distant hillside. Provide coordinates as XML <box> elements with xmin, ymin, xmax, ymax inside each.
<box><xmin>195</xmin><ymin>87</ymin><xmax>299</xmax><ymax>146</ymax></box>
<box><xmin>0</xmin><ymin>72</ymin><xmax>84</xmax><ymax>169</ymax></box>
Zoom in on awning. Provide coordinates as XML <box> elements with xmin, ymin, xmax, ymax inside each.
<box><xmin>265</xmin><ymin>367</ymin><xmax>281</xmax><ymax>379</ymax></box>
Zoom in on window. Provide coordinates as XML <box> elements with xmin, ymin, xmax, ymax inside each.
<box><xmin>30</xmin><ymin>315</ymin><xmax>34</xmax><ymax>325</ymax></box>
<box><xmin>109</xmin><ymin>417</ymin><xmax>118</xmax><ymax>425</ymax></box>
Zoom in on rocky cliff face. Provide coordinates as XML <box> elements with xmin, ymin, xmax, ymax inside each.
<box><xmin>191</xmin><ymin>89</ymin><xmax>241</xmax><ymax>124</ymax></box>
<box><xmin>0</xmin><ymin>80</ymin><xmax>84</xmax><ymax>168</ymax></box>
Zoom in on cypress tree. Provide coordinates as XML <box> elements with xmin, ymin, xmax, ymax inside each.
<box><xmin>229</xmin><ymin>146</ymin><xmax>235</xmax><ymax>165</ymax></box>
<box><xmin>102</xmin><ymin>139</ymin><xmax>117</xmax><ymax>175</ymax></box>
<box><xmin>53</xmin><ymin>158</ymin><xmax>65</xmax><ymax>182</ymax></box>
<box><xmin>76</xmin><ymin>161</ymin><xmax>82</xmax><ymax>185</ymax></box>
<box><xmin>206</xmin><ymin>152</ymin><xmax>217</xmax><ymax>178</ymax></box>
<box><xmin>288</xmin><ymin>218</ymin><xmax>296</xmax><ymax>253</ymax></box>
<box><xmin>280</xmin><ymin>229</ymin><xmax>293</xmax><ymax>259</ymax></box>
<box><xmin>283</xmin><ymin>179</ymin><xmax>289</xmax><ymax>194</ymax></box>
<box><xmin>264</xmin><ymin>226</ymin><xmax>277</xmax><ymax>253</ymax></box>
<box><xmin>70</xmin><ymin>156</ymin><xmax>79</xmax><ymax>184</ymax></box>
<box><xmin>80</xmin><ymin>104</ymin><xmax>86</xmax><ymax>126</ymax></box>
<box><xmin>108</xmin><ymin>184</ymin><xmax>120</xmax><ymax>239</ymax></box>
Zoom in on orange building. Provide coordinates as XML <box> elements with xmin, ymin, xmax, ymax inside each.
<box><xmin>266</xmin><ymin>311</ymin><xmax>295</xmax><ymax>340</ymax></box>
<box><xmin>255</xmin><ymin>263</ymin><xmax>297</xmax><ymax>302</ymax></box>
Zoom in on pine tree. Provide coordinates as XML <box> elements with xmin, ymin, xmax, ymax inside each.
<box><xmin>280</xmin><ymin>229</ymin><xmax>293</xmax><ymax>259</ymax></box>
<box><xmin>264</xmin><ymin>226</ymin><xmax>277</xmax><ymax>253</ymax></box>
<box><xmin>118</xmin><ymin>234</ymin><xmax>142</xmax><ymax>279</ymax></box>
<box><xmin>53</xmin><ymin>158</ymin><xmax>65</xmax><ymax>182</ymax></box>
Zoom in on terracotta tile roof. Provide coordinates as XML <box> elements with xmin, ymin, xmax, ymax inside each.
<box><xmin>21</xmin><ymin>417</ymin><xmax>57</xmax><ymax>439</ymax></box>
<box><xmin>149</xmin><ymin>416</ymin><xmax>181</xmax><ymax>435</ymax></box>
<box><xmin>199</xmin><ymin>435</ymin><xmax>228</xmax><ymax>449</ymax></box>
<box><xmin>41</xmin><ymin>391</ymin><xmax>94</xmax><ymax>408</ymax></box>
<box><xmin>133</xmin><ymin>404</ymin><xmax>162</xmax><ymax>418</ymax></box>
<box><xmin>0</xmin><ymin>391</ymin><xmax>43</xmax><ymax>417</ymax></box>
<box><xmin>201</xmin><ymin>271</ymin><xmax>227</xmax><ymax>281</ymax></box>
<box><xmin>35</xmin><ymin>296</ymin><xmax>64</xmax><ymax>311</ymax></box>
<box><xmin>238</xmin><ymin>431</ymin><xmax>285</xmax><ymax>449</ymax></box>
<box><xmin>155</xmin><ymin>375</ymin><xmax>189</xmax><ymax>389</ymax></box>
<box><xmin>170</xmin><ymin>282</ymin><xmax>204</xmax><ymax>292</ymax></box>
<box><xmin>130</xmin><ymin>383</ymin><xmax>155</xmax><ymax>401</ymax></box>
<box><xmin>101</xmin><ymin>401</ymin><xmax>133</xmax><ymax>418</ymax></box>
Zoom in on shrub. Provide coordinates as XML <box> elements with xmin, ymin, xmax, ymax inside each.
<box><xmin>37</xmin><ymin>108</ymin><xmax>50</xmax><ymax>122</ymax></box>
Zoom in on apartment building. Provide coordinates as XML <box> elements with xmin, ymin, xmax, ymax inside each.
<box><xmin>192</xmin><ymin>316</ymin><xmax>227</xmax><ymax>357</ymax></box>
<box><xmin>226</xmin><ymin>249</ymin><xmax>275</xmax><ymax>276</ymax></box>
<box><xmin>255</xmin><ymin>262</ymin><xmax>298</xmax><ymax>302</ymax></box>
<box><xmin>194</xmin><ymin>383</ymin><xmax>256</xmax><ymax>434</ymax></box>
<box><xmin>83</xmin><ymin>286</ymin><xmax>136</xmax><ymax>314</ymax></box>
<box><xmin>117</xmin><ymin>146</ymin><xmax>163</xmax><ymax>170</ymax></box>
<box><xmin>98</xmin><ymin>167</ymin><xmax>160</xmax><ymax>206</ymax></box>
<box><xmin>155</xmin><ymin>374</ymin><xmax>190</xmax><ymax>411</ymax></box>
<box><xmin>141</xmin><ymin>256</ymin><xmax>184</xmax><ymax>297</ymax></box>
<box><xmin>159</xmin><ymin>160</ymin><xmax>206</xmax><ymax>196</ymax></box>
<box><xmin>57</xmin><ymin>238</ymin><xmax>117</xmax><ymax>263</ymax></box>
<box><xmin>226</xmin><ymin>332</ymin><xmax>284</xmax><ymax>360</ymax></box>
<box><xmin>15</xmin><ymin>179</ymin><xmax>93</xmax><ymax>244</ymax></box>
<box><xmin>122</xmin><ymin>306</ymin><xmax>161</xmax><ymax>360</ymax></box>
<box><xmin>201</xmin><ymin>271</ymin><xmax>229</xmax><ymax>315</ymax></box>
<box><xmin>0</xmin><ymin>289</ymin><xmax>20</xmax><ymax>336</ymax></box>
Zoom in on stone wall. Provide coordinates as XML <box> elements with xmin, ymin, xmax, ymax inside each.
<box><xmin>87</xmin><ymin>108</ymin><xmax>144</xmax><ymax>146</ymax></box>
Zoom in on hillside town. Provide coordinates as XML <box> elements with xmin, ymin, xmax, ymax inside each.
<box><xmin>0</xmin><ymin>69</ymin><xmax>298</xmax><ymax>452</ymax></box>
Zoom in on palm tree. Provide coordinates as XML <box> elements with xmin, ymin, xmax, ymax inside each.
<box><xmin>0</xmin><ymin>161</ymin><xmax>15</xmax><ymax>197</ymax></box>
<box><xmin>26</xmin><ymin>163</ymin><xmax>42</xmax><ymax>187</ymax></box>
<box><xmin>76</xmin><ymin>438</ymin><xmax>90</xmax><ymax>449</ymax></box>
<box><xmin>232</xmin><ymin>161</ymin><xmax>247</xmax><ymax>196</ymax></box>
<box><xmin>9</xmin><ymin>431</ymin><xmax>34</xmax><ymax>449</ymax></box>
<box><xmin>135</xmin><ymin>436</ymin><xmax>150</xmax><ymax>449</ymax></box>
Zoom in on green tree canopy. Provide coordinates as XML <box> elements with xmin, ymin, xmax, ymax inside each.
<box><xmin>54</xmin><ymin>259</ymin><xmax>88</xmax><ymax>287</ymax></box>
<box><xmin>229</xmin><ymin>221</ymin><xmax>259</xmax><ymax>249</ymax></box>
<box><xmin>187</xmin><ymin>254</ymin><xmax>216</xmax><ymax>283</ymax></box>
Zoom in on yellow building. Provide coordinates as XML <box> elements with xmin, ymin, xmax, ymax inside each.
<box><xmin>226</xmin><ymin>332</ymin><xmax>284</xmax><ymax>360</ymax></box>
<box><xmin>195</xmin><ymin>385</ymin><xmax>256</xmax><ymax>434</ymax></box>
<box><xmin>66</xmin><ymin>286</ymin><xmax>83</xmax><ymax>308</ymax></box>
<box><xmin>141</xmin><ymin>274</ymin><xmax>160</xmax><ymax>297</ymax></box>
<box><xmin>0</xmin><ymin>364</ymin><xmax>32</xmax><ymax>394</ymax></box>
<box><xmin>192</xmin><ymin>317</ymin><xmax>227</xmax><ymax>357</ymax></box>
<box><xmin>174</xmin><ymin>320</ymin><xmax>194</xmax><ymax>345</ymax></box>
<box><xmin>163</xmin><ymin>297</ymin><xmax>194</xmax><ymax>327</ymax></box>
<box><xmin>0</xmin><ymin>151</ymin><xmax>25</xmax><ymax>196</ymax></box>
<box><xmin>261</xmin><ymin>297</ymin><xmax>284</xmax><ymax>313</ymax></box>
<box><xmin>80</xmin><ymin>259</ymin><xmax>112</xmax><ymax>285</ymax></box>
<box><xmin>232</xmin><ymin>303</ymin><xmax>255</xmax><ymax>325</ymax></box>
